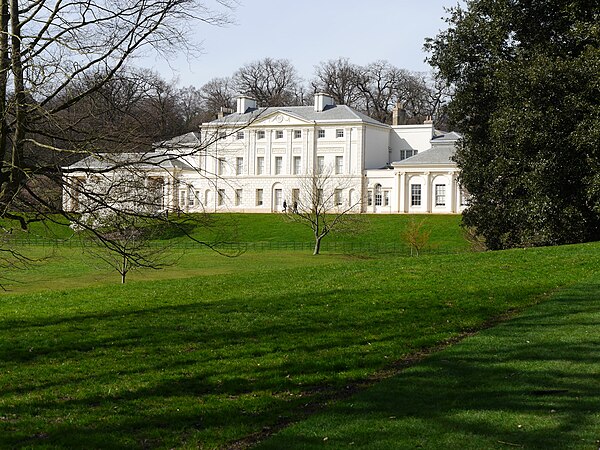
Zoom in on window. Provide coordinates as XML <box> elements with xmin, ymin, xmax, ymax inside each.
<box><xmin>336</xmin><ymin>129</ymin><xmax>344</xmax><ymax>138</ymax></box>
<box><xmin>294</xmin><ymin>130</ymin><xmax>302</xmax><ymax>139</ymax></box>
<box><xmin>316</xmin><ymin>189</ymin><xmax>323</xmax><ymax>205</ymax></box>
<box><xmin>400</xmin><ymin>149</ymin><xmax>418</xmax><ymax>160</ymax></box>
<box><xmin>293</xmin><ymin>156</ymin><xmax>301</xmax><ymax>175</ymax></box>
<box><xmin>188</xmin><ymin>188</ymin><xmax>196</xmax><ymax>207</ymax></box>
<box><xmin>374</xmin><ymin>184</ymin><xmax>382</xmax><ymax>206</ymax></box>
<box><xmin>291</xmin><ymin>188</ymin><xmax>300</xmax><ymax>204</ymax></box>
<box><xmin>275</xmin><ymin>130</ymin><xmax>284</xmax><ymax>139</ymax></box>
<box><xmin>236</xmin><ymin>131</ymin><xmax>244</xmax><ymax>140</ymax></box>
<box><xmin>235</xmin><ymin>189</ymin><xmax>242</xmax><ymax>206</ymax></box>
<box><xmin>218</xmin><ymin>189</ymin><xmax>225</xmax><ymax>206</ymax></box>
<box><xmin>274</xmin><ymin>189</ymin><xmax>283</xmax><ymax>209</ymax></box>
<box><xmin>256</xmin><ymin>189</ymin><xmax>263</xmax><ymax>206</ymax></box>
<box><xmin>435</xmin><ymin>184</ymin><xmax>446</xmax><ymax>206</ymax></box>
<box><xmin>179</xmin><ymin>190</ymin><xmax>186</xmax><ymax>208</ymax></box>
<box><xmin>218</xmin><ymin>158</ymin><xmax>225</xmax><ymax>175</ymax></box>
<box><xmin>411</xmin><ymin>184</ymin><xmax>422</xmax><ymax>206</ymax></box>
<box><xmin>460</xmin><ymin>190</ymin><xmax>471</xmax><ymax>206</ymax></box>
<box><xmin>236</xmin><ymin>157</ymin><xmax>244</xmax><ymax>175</ymax></box>
<box><xmin>218</xmin><ymin>132</ymin><xmax>226</xmax><ymax>140</ymax></box>
<box><xmin>317</xmin><ymin>155</ymin><xmax>325</xmax><ymax>174</ymax></box>
<box><xmin>257</xmin><ymin>130</ymin><xmax>265</xmax><ymax>139</ymax></box>
<box><xmin>256</xmin><ymin>156</ymin><xmax>264</xmax><ymax>175</ymax></box>
<box><xmin>318</xmin><ymin>129</ymin><xmax>325</xmax><ymax>138</ymax></box>
<box><xmin>367</xmin><ymin>190</ymin><xmax>373</xmax><ymax>206</ymax></box>
<box><xmin>274</xmin><ymin>156</ymin><xmax>283</xmax><ymax>175</ymax></box>
<box><xmin>335</xmin><ymin>155</ymin><xmax>343</xmax><ymax>174</ymax></box>
<box><xmin>384</xmin><ymin>190</ymin><xmax>390</xmax><ymax>207</ymax></box>
<box><xmin>334</xmin><ymin>189</ymin><xmax>343</xmax><ymax>206</ymax></box>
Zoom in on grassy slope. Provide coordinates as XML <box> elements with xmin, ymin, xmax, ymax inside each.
<box><xmin>258</xmin><ymin>277</ymin><xmax>600</xmax><ymax>450</ymax></box>
<box><xmin>1</xmin><ymin>242</ymin><xmax>599</xmax><ymax>448</ymax></box>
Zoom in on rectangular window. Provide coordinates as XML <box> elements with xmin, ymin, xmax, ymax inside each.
<box><xmin>235</xmin><ymin>189</ymin><xmax>242</xmax><ymax>206</ymax></box>
<box><xmin>400</xmin><ymin>149</ymin><xmax>418</xmax><ymax>161</ymax></box>
<box><xmin>294</xmin><ymin>130</ymin><xmax>302</xmax><ymax>139</ymax></box>
<box><xmin>435</xmin><ymin>184</ymin><xmax>446</xmax><ymax>206</ymax></box>
<box><xmin>316</xmin><ymin>189</ymin><xmax>323</xmax><ymax>205</ymax></box>
<box><xmin>317</xmin><ymin>155</ymin><xmax>325</xmax><ymax>174</ymax></box>
<box><xmin>218</xmin><ymin>189</ymin><xmax>225</xmax><ymax>206</ymax></box>
<box><xmin>256</xmin><ymin>189</ymin><xmax>263</xmax><ymax>206</ymax></box>
<box><xmin>384</xmin><ymin>190</ymin><xmax>390</xmax><ymax>207</ymax></box>
<box><xmin>293</xmin><ymin>156</ymin><xmax>301</xmax><ymax>175</ymax></box>
<box><xmin>188</xmin><ymin>188</ymin><xmax>195</xmax><ymax>207</ymax></box>
<box><xmin>236</xmin><ymin>157</ymin><xmax>244</xmax><ymax>175</ymax></box>
<box><xmin>336</xmin><ymin>129</ymin><xmax>344</xmax><ymax>138</ymax></box>
<box><xmin>218</xmin><ymin>132</ymin><xmax>226</xmax><ymax>140</ymax></box>
<box><xmin>236</xmin><ymin>131</ymin><xmax>244</xmax><ymax>140</ymax></box>
<box><xmin>375</xmin><ymin>187</ymin><xmax>382</xmax><ymax>206</ymax></box>
<box><xmin>411</xmin><ymin>184</ymin><xmax>422</xmax><ymax>206</ymax></box>
<box><xmin>179</xmin><ymin>190</ymin><xmax>186</xmax><ymax>208</ymax></box>
<box><xmin>460</xmin><ymin>190</ymin><xmax>471</xmax><ymax>206</ymax></box>
<box><xmin>334</xmin><ymin>189</ymin><xmax>343</xmax><ymax>206</ymax></box>
<box><xmin>218</xmin><ymin>158</ymin><xmax>225</xmax><ymax>175</ymax></box>
<box><xmin>257</xmin><ymin>130</ymin><xmax>265</xmax><ymax>139</ymax></box>
<box><xmin>275</xmin><ymin>130</ymin><xmax>284</xmax><ymax>139</ymax></box>
<box><xmin>256</xmin><ymin>156</ymin><xmax>264</xmax><ymax>175</ymax></box>
<box><xmin>367</xmin><ymin>191</ymin><xmax>373</xmax><ymax>206</ymax></box>
<box><xmin>275</xmin><ymin>156</ymin><xmax>283</xmax><ymax>175</ymax></box>
<box><xmin>335</xmin><ymin>155</ymin><xmax>343</xmax><ymax>174</ymax></box>
<box><xmin>291</xmin><ymin>188</ymin><xmax>300</xmax><ymax>205</ymax></box>
<box><xmin>318</xmin><ymin>129</ymin><xmax>325</xmax><ymax>138</ymax></box>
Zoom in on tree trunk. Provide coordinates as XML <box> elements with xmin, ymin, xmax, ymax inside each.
<box><xmin>313</xmin><ymin>236</ymin><xmax>322</xmax><ymax>255</ymax></box>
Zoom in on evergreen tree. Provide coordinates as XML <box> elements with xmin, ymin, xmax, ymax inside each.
<box><xmin>426</xmin><ymin>0</ymin><xmax>600</xmax><ymax>249</ymax></box>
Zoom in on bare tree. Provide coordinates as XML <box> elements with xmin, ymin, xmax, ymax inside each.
<box><xmin>199</xmin><ymin>76</ymin><xmax>236</xmax><ymax>119</ymax></box>
<box><xmin>284</xmin><ymin>167</ymin><xmax>363</xmax><ymax>255</ymax></box>
<box><xmin>402</xmin><ymin>218</ymin><xmax>431</xmax><ymax>256</ymax></box>
<box><xmin>0</xmin><ymin>0</ymin><xmax>235</xmax><ymax>258</ymax></box>
<box><xmin>233</xmin><ymin>58</ymin><xmax>303</xmax><ymax>106</ymax></box>
<box><xmin>311</xmin><ymin>58</ymin><xmax>363</xmax><ymax>108</ymax></box>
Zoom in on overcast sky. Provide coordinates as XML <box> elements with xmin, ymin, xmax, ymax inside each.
<box><xmin>139</xmin><ymin>1</ymin><xmax>458</xmax><ymax>88</ymax></box>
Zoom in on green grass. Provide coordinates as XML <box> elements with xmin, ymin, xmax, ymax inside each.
<box><xmin>258</xmin><ymin>275</ymin><xmax>600</xmax><ymax>449</ymax></box>
<box><xmin>1</xmin><ymin>242</ymin><xmax>599</xmax><ymax>448</ymax></box>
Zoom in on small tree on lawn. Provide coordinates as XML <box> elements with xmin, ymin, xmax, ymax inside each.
<box><xmin>284</xmin><ymin>167</ymin><xmax>363</xmax><ymax>255</ymax></box>
<box><xmin>402</xmin><ymin>218</ymin><xmax>430</xmax><ymax>256</ymax></box>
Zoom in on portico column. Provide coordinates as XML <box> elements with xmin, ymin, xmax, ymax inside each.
<box><xmin>423</xmin><ymin>172</ymin><xmax>431</xmax><ymax>213</ymax></box>
<box><xmin>398</xmin><ymin>172</ymin><xmax>406</xmax><ymax>213</ymax></box>
<box><xmin>449</xmin><ymin>171</ymin><xmax>457</xmax><ymax>213</ymax></box>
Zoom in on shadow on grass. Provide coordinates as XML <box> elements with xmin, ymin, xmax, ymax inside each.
<box><xmin>257</xmin><ymin>281</ymin><xmax>600</xmax><ymax>449</ymax></box>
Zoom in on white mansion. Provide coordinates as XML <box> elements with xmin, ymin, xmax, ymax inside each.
<box><xmin>63</xmin><ymin>93</ymin><xmax>467</xmax><ymax>215</ymax></box>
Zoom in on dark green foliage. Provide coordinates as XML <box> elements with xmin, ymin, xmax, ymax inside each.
<box><xmin>426</xmin><ymin>0</ymin><xmax>600</xmax><ymax>249</ymax></box>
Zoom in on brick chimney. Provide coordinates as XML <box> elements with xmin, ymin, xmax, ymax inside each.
<box><xmin>392</xmin><ymin>102</ymin><xmax>407</xmax><ymax>126</ymax></box>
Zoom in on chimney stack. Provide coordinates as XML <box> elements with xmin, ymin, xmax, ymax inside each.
<box><xmin>217</xmin><ymin>107</ymin><xmax>234</xmax><ymax>119</ymax></box>
<box><xmin>392</xmin><ymin>102</ymin><xmax>407</xmax><ymax>126</ymax></box>
<box><xmin>236</xmin><ymin>96</ymin><xmax>257</xmax><ymax>114</ymax></box>
<box><xmin>314</xmin><ymin>93</ymin><xmax>335</xmax><ymax>112</ymax></box>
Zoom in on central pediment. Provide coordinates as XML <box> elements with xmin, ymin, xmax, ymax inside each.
<box><xmin>252</xmin><ymin>110</ymin><xmax>312</xmax><ymax>127</ymax></box>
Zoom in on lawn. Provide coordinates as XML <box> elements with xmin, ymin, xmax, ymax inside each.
<box><xmin>1</xmin><ymin>236</ymin><xmax>599</xmax><ymax>448</ymax></box>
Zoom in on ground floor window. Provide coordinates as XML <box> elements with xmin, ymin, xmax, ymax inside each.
<box><xmin>367</xmin><ymin>190</ymin><xmax>373</xmax><ymax>206</ymax></box>
<box><xmin>435</xmin><ymin>184</ymin><xmax>446</xmax><ymax>206</ymax></box>
<box><xmin>235</xmin><ymin>189</ymin><xmax>242</xmax><ymax>206</ymax></box>
<box><xmin>218</xmin><ymin>189</ymin><xmax>225</xmax><ymax>206</ymax></box>
<box><xmin>411</xmin><ymin>184</ymin><xmax>421</xmax><ymax>206</ymax></box>
<box><xmin>383</xmin><ymin>190</ymin><xmax>390</xmax><ymax>206</ymax></box>
<box><xmin>256</xmin><ymin>189</ymin><xmax>263</xmax><ymax>206</ymax></box>
<box><xmin>374</xmin><ymin>184</ymin><xmax>382</xmax><ymax>206</ymax></box>
<box><xmin>334</xmin><ymin>189</ymin><xmax>343</xmax><ymax>206</ymax></box>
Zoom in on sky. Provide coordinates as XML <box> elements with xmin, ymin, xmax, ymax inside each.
<box><xmin>138</xmin><ymin>0</ymin><xmax>458</xmax><ymax>88</ymax></box>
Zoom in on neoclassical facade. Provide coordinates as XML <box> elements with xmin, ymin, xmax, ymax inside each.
<box><xmin>63</xmin><ymin>93</ymin><xmax>466</xmax><ymax>215</ymax></box>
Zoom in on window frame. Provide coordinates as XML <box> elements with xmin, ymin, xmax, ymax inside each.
<box><xmin>256</xmin><ymin>156</ymin><xmax>264</xmax><ymax>175</ymax></box>
<box><xmin>411</xmin><ymin>184</ymin><xmax>422</xmax><ymax>206</ymax></box>
<box><xmin>435</xmin><ymin>184</ymin><xmax>446</xmax><ymax>206</ymax></box>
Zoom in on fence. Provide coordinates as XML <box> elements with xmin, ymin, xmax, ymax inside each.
<box><xmin>5</xmin><ymin>237</ymin><xmax>467</xmax><ymax>256</ymax></box>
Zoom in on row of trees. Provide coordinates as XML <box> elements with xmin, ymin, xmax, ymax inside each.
<box><xmin>200</xmin><ymin>57</ymin><xmax>447</xmax><ymax>125</ymax></box>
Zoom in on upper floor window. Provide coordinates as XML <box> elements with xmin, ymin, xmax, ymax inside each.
<box><xmin>236</xmin><ymin>131</ymin><xmax>244</xmax><ymax>140</ymax></box>
<box><xmin>317</xmin><ymin>156</ymin><xmax>325</xmax><ymax>174</ymax></box>
<box><xmin>335</xmin><ymin>156</ymin><xmax>343</xmax><ymax>174</ymax></box>
<box><xmin>336</xmin><ymin>129</ymin><xmax>344</xmax><ymax>138</ymax></box>
<box><xmin>275</xmin><ymin>130</ymin><xmax>284</xmax><ymax>139</ymax></box>
<box><xmin>257</xmin><ymin>130</ymin><xmax>265</xmax><ymax>139</ymax></box>
<box><xmin>218</xmin><ymin>132</ymin><xmax>226</xmax><ymax>140</ymax></box>
<box><xmin>274</xmin><ymin>156</ymin><xmax>283</xmax><ymax>175</ymax></box>
<box><xmin>318</xmin><ymin>129</ymin><xmax>325</xmax><ymax>138</ymax></box>
<box><xmin>218</xmin><ymin>158</ymin><xmax>226</xmax><ymax>175</ymax></box>
<box><xmin>256</xmin><ymin>156</ymin><xmax>264</xmax><ymax>175</ymax></box>
<box><xmin>294</xmin><ymin>130</ymin><xmax>302</xmax><ymax>139</ymax></box>
<box><xmin>399</xmin><ymin>149</ymin><xmax>418</xmax><ymax>161</ymax></box>
<box><xmin>293</xmin><ymin>156</ymin><xmax>301</xmax><ymax>175</ymax></box>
